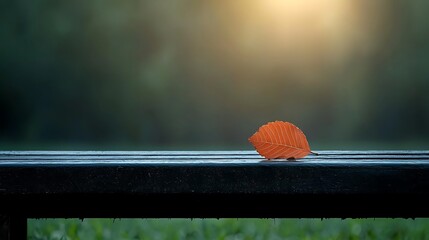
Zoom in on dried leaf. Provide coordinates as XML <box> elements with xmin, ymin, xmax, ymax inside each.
<box><xmin>248</xmin><ymin>121</ymin><xmax>312</xmax><ymax>160</ymax></box>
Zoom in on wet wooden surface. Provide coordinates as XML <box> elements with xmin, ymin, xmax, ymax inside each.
<box><xmin>1</xmin><ymin>151</ymin><xmax>429</xmax><ymax>194</ymax></box>
<box><xmin>0</xmin><ymin>150</ymin><xmax>429</xmax><ymax>221</ymax></box>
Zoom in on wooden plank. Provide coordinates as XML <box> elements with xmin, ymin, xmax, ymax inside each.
<box><xmin>0</xmin><ymin>151</ymin><xmax>428</xmax><ymax>164</ymax></box>
<box><xmin>1</xmin><ymin>150</ymin><xmax>428</xmax><ymax>156</ymax></box>
<box><xmin>1</xmin><ymin>150</ymin><xmax>428</xmax><ymax>161</ymax></box>
<box><xmin>1</xmin><ymin>158</ymin><xmax>429</xmax><ymax>165</ymax></box>
<box><xmin>1</xmin><ymin>151</ymin><xmax>429</xmax><ymax>194</ymax></box>
<box><xmin>0</xmin><ymin>151</ymin><xmax>429</xmax><ymax>218</ymax></box>
<box><xmin>0</xmin><ymin>151</ymin><xmax>429</xmax><ymax>194</ymax></box>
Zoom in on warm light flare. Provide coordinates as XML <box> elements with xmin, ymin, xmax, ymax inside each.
<box><xmin>248</xmin><ymin>0</ymin><xmax>361</xmax><ymax>51</ymax></box>
<box><xmin>224</xmin><ymin>0</ymin><xmax>372</xmax><ymax>83</ymax></box>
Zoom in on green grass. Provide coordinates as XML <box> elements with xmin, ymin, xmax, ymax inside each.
<box><xmin>28</xmin><ymin>218</ymin><xmax>429</xmax><ymax>240</ymax></box>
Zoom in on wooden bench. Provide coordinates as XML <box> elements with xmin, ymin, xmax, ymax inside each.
<box><xmin>1</xmin><ymin>150</ymin><xmax>429</xmax><ymax>239</ymax></box>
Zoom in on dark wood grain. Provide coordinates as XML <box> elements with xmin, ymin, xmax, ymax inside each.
<box><xmin>1</xmin><ymin>151</ymin><xmax>429</xmax><ymax>219</ymax></box>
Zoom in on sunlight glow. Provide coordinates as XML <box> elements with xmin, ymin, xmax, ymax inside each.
<box><xmin>251</xmin><ymin>0</ymin><xmax>360</xmax><ymax>54</ymax></box>
<box><xmin>227</xmin><ymin>0</ymin><xmax>370</xmax><ymax>83</ymax></box>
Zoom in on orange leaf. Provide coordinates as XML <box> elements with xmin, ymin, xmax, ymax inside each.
<box><xmin>248</xmin><ymin>121</ymin><xmax>312</xmax><ymax>160</ymax></box>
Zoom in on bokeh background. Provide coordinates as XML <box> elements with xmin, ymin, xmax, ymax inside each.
<box><xmin>1</xmin><ymin>0</ymin><xmax>429</xmax><ymax>150</ymax></box>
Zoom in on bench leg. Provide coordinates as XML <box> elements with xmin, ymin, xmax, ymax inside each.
<box><xmin>0</xmin><ymin>214</ymin><xmax>27</xmax><ymax>240</ymax></box>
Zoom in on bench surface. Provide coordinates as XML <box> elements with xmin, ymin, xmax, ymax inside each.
<box><xmin>1</xmin><ymin>150</ymin><xmax>429</xmax><ymax>218</ymax></box>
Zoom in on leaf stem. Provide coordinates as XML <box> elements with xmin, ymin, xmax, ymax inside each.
<box><xmin>310</xmin><ymin>151</ymin><xmax>319</xmax><ymax>156</ymax></box>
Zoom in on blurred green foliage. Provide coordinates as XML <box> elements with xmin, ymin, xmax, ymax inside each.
<box><xmin>1</xmin><ymin>0</ymin><xmax>428</xmax><ymax>149</ymax></box>
<box><xmin>29</xmin><ymin>218</ymin><xmax>429</xmax><ymax>240</ymax></box>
